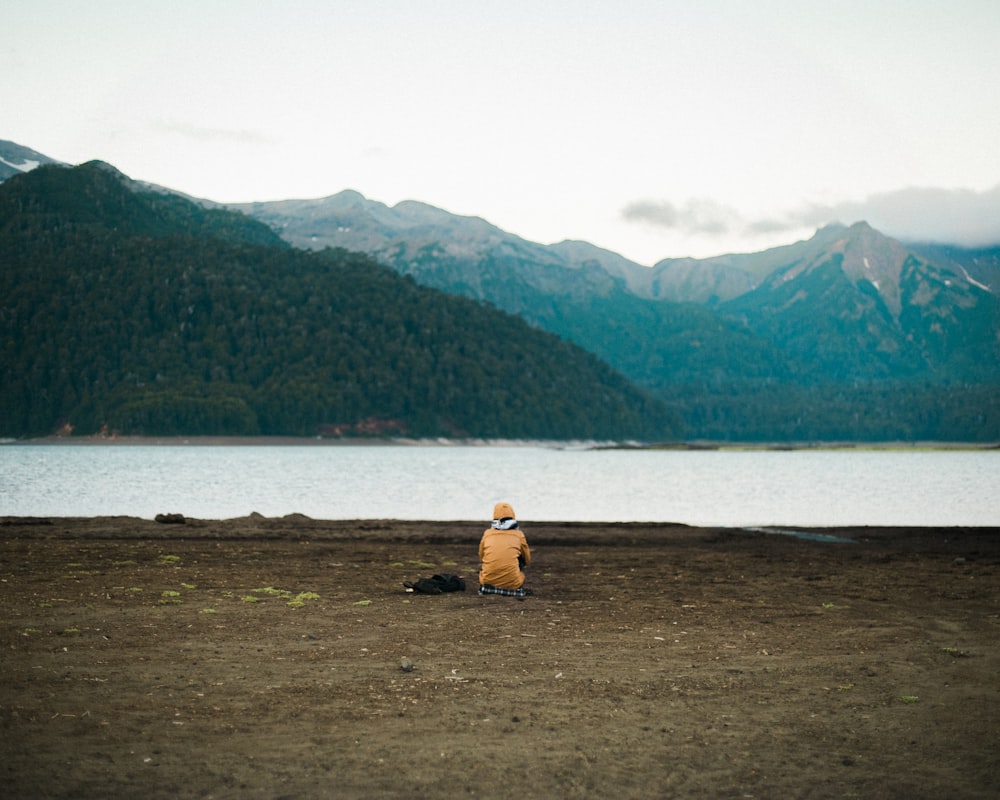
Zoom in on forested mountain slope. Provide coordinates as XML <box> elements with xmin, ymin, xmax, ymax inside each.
<box><xmin>0</xmin><ymin>163</ymin><xmax>672</xmax><ymax>440</ymax></box>
<box><xmin>5</xmin><ymin>142</ymin><xmax>996</xmax><ymax>442</ymax></box>
<box><xmin>240</xmin><ymin>193</ymin><xmax>1000</xmax><ymax>441</ymax></box>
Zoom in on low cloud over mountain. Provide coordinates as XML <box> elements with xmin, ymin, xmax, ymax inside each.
<box><xmin>623</xmin><ymin>184</ymin><xmax>1000</xmax><ymax>249</ymax></box>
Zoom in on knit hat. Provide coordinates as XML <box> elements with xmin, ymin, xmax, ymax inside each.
<box><xmin>492</xmin><ymin>501</ymin><xmax>515</xmax><ymax>520</ymax></box>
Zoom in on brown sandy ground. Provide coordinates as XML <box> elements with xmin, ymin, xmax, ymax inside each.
<box><xmin>1</xmin><ymin>516</ymin><xmax>998</xmax><ymax>800</ymax></box>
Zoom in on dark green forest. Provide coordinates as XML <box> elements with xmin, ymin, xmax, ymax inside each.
<box><xmin>0</xmin><ymin>164</ymin><xmax>672</xmax><ymax>440</ymax></box>
<box><xmin>656</xmin><ymin>380</ymin><xmax>999</xmax><ymax>442</ymax></box>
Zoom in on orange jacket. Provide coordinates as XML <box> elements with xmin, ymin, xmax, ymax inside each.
<box><xmin>478</xmin><ymin>527</ymin><xmax>531</xmax><ymax>589</ymax></box>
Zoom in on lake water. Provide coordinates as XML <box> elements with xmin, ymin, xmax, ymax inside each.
<box><xmin>1</xmin><ymin>443</ymin><xmax>997</xmax><ymax>527</ymax></box>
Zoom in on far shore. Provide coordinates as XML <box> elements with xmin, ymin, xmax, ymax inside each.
<box><xmin>3</xmin><ymin>434</ymin><xmax>998</xmax><ymax>450</ymax></box>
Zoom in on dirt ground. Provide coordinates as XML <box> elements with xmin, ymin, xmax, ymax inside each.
<box><xmin>1</xmin><ymin>516</ymin><xmax>998</xmax><ymax>800</ymax></box>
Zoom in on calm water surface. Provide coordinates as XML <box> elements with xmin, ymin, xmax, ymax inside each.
<box><xmin>0</xmin><ymin>445</ymin><xmax>1000</xmax><ymax>527</ymax></box>
<box><xmin>0</xmin><ymin>444</ymin><xmax>996</xmax><ymax>527</ymax></box>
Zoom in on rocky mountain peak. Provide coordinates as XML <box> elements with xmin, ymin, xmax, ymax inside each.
<box><xmin>823</xmin><ymin>220</ymin><xmax>911</xmax><ymax>316</ymax></box>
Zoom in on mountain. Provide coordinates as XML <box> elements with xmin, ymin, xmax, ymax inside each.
<box><xmin>5</xmin><ymin>141</ymin><xmax>996</xmax><ymax>441</ymax></box>
<box><xmin>10</xmin><ymin>159</ymin><xmax>288</xmax><ymax>248</ymax></box>
<box><xmin>237</xmin><ymin>192</ymin><xmax>999</xmax><ymax>382</ymax></box>
<box><xmin>645</xmin><ymin>225</ymin><xmax>852</xmax><ymax>304</ymax></box>
<box><xmin>230</xmin><ymin>191</ymin><xmax>635</xmax><ymax>303</ymax></box>
<box><xmin>906</xmin><ymin>241</ymin><xmax>1000</xmax><ymax>294</ymax></box>
<box><xmin>719</xmin><ymin>222</ymin><xmax>1000</xmax><ymax>380</ymax></box>
<box><xmin>236</xmin><ymin>192</ymin><xmax>1000</xmax><ymax>441</ymax></box>
<box><xmin>0</xmin><ymin>162</ymin><xmax>672</xmax><ymax>440</ymax></box>
<box><xmin>0</xmin><ymin>139</ymin><xmax>65</xmax><ymax>181</ymax></box>
<box><xmin>231</xmin><ymin>192</ymin><xmax>780</xmax><ymax>382</ymax></box>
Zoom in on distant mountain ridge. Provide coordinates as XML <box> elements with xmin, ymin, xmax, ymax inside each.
<box><xmin>234</xmin><ymin>191</ymin><xmax>998</xmax><ymax>379</ymax></box>
<box><xmin>3</xmin><ymin>140</ymin><xmax>998</xmax><ymax>440</ymax></box>
<box><xmin>230</xmin><ymin>191</ymin><xmax>619</xmax><ymax>299</ymax></box>
<box><xmin>233</xmin><ymin>189</ymin><xmax>999</xmax><ymax>440</ymax></box>
<box><xmin>232</xmin><ymin>189</ymin><xmax>998</xmax><ymax>305</ymax></box>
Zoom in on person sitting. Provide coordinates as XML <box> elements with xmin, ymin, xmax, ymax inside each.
<box><xmin>478</xmin><ymin>502</ymin><xmax>532</xmax><ymax>597</ymax></box>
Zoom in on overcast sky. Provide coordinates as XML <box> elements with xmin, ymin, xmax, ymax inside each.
<box><xmin>4</xmin><ymin>0</ymin><xmax>999</xmax><ymax>264</ymax></box>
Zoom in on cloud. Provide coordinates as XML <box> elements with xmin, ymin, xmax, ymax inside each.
<box><xmin>621</xmin><ymin>197</ymin><xmax>740</xmax><ymax>236</ymax></box>
<box><xmin>623</xmin><ymin>185</ymin><xmax>1000</xmax><ymax>248</ymax></box>
<box><xmin>794</xmin><ymin>185</ymin><xmax>1000</xmax><ymax>247</ymax></box>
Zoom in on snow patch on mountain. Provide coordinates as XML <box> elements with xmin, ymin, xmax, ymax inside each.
<box><xmin>957</xmin><ymin>264</ymin><xmax>991</xmax><ymax>293</ymax></box>
<box><xmin>0</xmin><ymin>155</ymin><xmax>39</xmax><ymax>172</ymax></box>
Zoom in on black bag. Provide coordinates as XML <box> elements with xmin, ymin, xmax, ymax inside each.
<box><xmin>403</xmin><ymin>573</ymin><xmax>466</xmax><ymax>594</ymax></box>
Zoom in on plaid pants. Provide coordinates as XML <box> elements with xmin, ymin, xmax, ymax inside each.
<box><xmin>478</xmin><ymin>583</ymin><xmax>532</xmax><ymax>598</ymax></box>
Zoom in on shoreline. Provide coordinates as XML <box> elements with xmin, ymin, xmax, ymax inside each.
<box><xmin>3</xmin><ymin>434</ymin><xmax>998</xmax><ymax>450</ymax></box>
<box><xmin>3</xmin><ymin>515</ymin><xmax>998</xmax><ymax>545</ymax></box>
<box><xmin>4</xmin><ymin>515</ymin><xmax>999</xmax><ymax>535</ymax></box>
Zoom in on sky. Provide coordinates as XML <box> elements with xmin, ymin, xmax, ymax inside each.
<box><xmin>4</xmin><ymin>0</ymin><xmax>1000</xmax><ymax>265</ymax></box>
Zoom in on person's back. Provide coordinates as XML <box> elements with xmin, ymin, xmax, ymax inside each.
<box><xmin>478</xmin><ymin>501</ymin><xmax>532</xmax><ymax>596</ymax></box>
